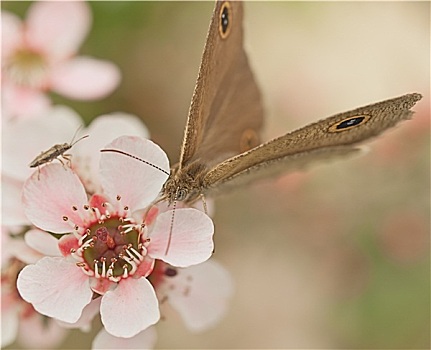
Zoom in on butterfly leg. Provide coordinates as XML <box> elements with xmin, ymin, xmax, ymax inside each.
<box><xmin>199</xmin><ymin>193</ymin><xmax>208</xmax><ymax>215</ymax></box>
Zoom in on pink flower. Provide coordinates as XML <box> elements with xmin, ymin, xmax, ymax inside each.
<box><xmin>1</xmin><ymin>232</ymin><xmax>68</xmax><ymax>349</ymax></box>
<box><xmin>2</xmin><ymin>1</ymin><xmax>120</xmax><ymax>120</ymax></box>
<box><xmin>2</xmin><ymin>105</ymin><xmax>149</xmax><ymax>230</ymax></box>
<box><xmin>152</xmin><ymin>259</ymin><xmax>234</xmax><ymax>332</ymax></box>
<box><xmin>92</xmin><ymin>259</ymin><xmax>234</xmax><ymax>349</ymax></box>
<box><xmin>92</xmin><ymin>326</ymin><xmax>157</xmax><ymax>350</ymax></box>
<box><xmin>17</xmin><ymin>136</ymin><xmax>214</xmax><ymax>338</ymax></box>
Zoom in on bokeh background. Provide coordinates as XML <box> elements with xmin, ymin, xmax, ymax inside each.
<box><xmin>2</xmin><ymin>1</ymin><xmax>429</xmax><ymax>349</ymax></box>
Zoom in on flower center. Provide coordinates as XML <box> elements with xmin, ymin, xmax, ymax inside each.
<box><xmin>6</xmin><ymin>49</ymin><xmax>48</xmax><ymax>88</ymax></box>
<box><xmin>81</xmin><ymin>218</ymin><xmax>142</xmax><ymax>279</ymax></box>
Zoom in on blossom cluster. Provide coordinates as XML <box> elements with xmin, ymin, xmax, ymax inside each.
<box><xmin>2</xmin><ymin>2</ymin><xmax>233</xmax><ymax>349</ymax></box>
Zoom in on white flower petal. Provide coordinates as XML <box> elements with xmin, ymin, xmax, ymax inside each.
<box><xmin>100</xmin><ymin>136</ymin><xmax>169</xmax><ymax>210</ymax></box>
<box><xmin>92</xmin><ymin>327</ymin><xmax>157</xmax><ymax>350</ymax></box>
<box><xmin>22</xmin><ymin>164</ymin><xmax>88</xmax><ymax>233</ymax></box>
<box><xmin>1</xmin><ymin>11</ymin><xmax>23</xmax><ymax>61</ymax></box>
<box><xmin>1</xmin><ymin>176</ymin><xmax>28</xmax><ymax>226</ymax></box>
<box><xmin>166</xmin><ymin>260</ymin><xmax>234</xmax><ymax>332</ymax></box>
<box><xmin>6</xmin><ymin>234</ymin><xmax>44</xmax><ymax>265</ymax></box>
<box><xmin>0</xmin><ymin>297</ymin><xmax>19</xmax><ymax>348</ymax></box>
<box><xmin>17</xmin><ymin>257</ymin><xmax>93</xmax><ymax>323</ymax></box>
<box><xmin>57</xmin><ymin>298</ymin><xmax>101</xmax><ymax>332</ymax></box>
<box><xmin>50</xmin><ymin>57</ymin><xmax>121</xmax><ymax>100</ymax></box>
<box><xmin>2</xmin><ymin>83</ymin><xmax>51</xmax><ymax>121</ymax></box>
<box><xmin>24</xmin><ymin>229</ymin><xmax>61</xmax><ymax>257</ymax></box>
<box><xmin>26</xmin><ymin>1</ymin><xmax>91</xmax><ymax>62</ymax></box>
<box><xmin>148</xmin><ymin>208</ymin><xmax>214</xmax><ymax>267</ymax></box>
<box><xmin>2</xmin><ymin>104</ymin><xmax>82</xmax><ymax>181</ymax></box>
<box><xmin>72</xmin><ymin>113</ymin><xmax>149</xmax><ymax>194</ymax></box>
<box><xmin>100</xmin><ymin>278</ymin><xmax>160</xmax><ymax>338</ymax></box>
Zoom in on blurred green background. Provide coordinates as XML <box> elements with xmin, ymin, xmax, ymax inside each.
<box><xmin>3</xmin><ymin>1</ymin><xmax>429</xmax><ymax>349</ymax></box>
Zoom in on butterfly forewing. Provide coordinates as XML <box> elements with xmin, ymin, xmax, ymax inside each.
<box><xmin>178</xmin><ymin>0</ymin><xmax>264</xmax><ymax>170</ymax></box>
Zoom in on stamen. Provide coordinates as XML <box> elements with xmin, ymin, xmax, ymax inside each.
<box><xmin>106</xmin><ymin>263</ymin><xmax>114</xmax><ymax>278</ymax></box>
<box><xmin>94</xmin><ymin>260</ymin><xmax>100</xmax><ymax>278</ymax></box>
<box><xmin>92</xmin><ymin>207</ymin><xmax>101</xmax><ymax>219</ymax></box>
<box><xmin>70</xmin><ymin>249</ymin><xmax>81</xmax><ymax>259</ymax></box>
<box><xmin>72</xmin><ymin>230</ymin><xmax>82</xmax><ymax>240</ymax></box>
<box><xmin>129</xmin><ymin>246</ymin><xmax>144</xmax><ymax>260</ymax></box>
<box><xmin>61</xmin><ymin>215</ymin><xmax>79</xmax><ymax>231</ymax></box>
<box><xmin>78</xmin><ymin>232</ymin><xmax>90</xmax><ymax>245</ymax></box>
<box><xmin>100</xmin><ymin>257</ymin><xmax>107</xmax><ymax>278</ymax></box>
<box><xmin>76</xmin><ymin>262</ymin><xmax>93</xmax><ymax>276</ymax></box>
<box><xmin>109</xmin><ymin>275</ymin><xmax>121</xmax><ymax>283</ymax></box>
<box><xmin>122</xmin><ymin>265</ymin><xmax>129</xmax><ymax>278</ymax></box>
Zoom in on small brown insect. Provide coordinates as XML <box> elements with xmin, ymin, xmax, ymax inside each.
<box><xmin>29</xmin><ymin>127</ymin><xmax>89</xmax><ymax>176</ymax></box>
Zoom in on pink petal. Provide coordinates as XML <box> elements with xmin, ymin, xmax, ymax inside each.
<box><xmin>1</xmin><ymin>11</ymin><xmax>23</xmax><ymax>60</ymax></box>
<box><xmin>135</xmin><ymin>256</ymin><xmax>155</xmax><ymax>278</ymax></box>
<box><xmin>2</xmin><ymin>104</ymin><xmax>82</xmax><ymax>181</ymax></box>
<box><xmin>50</xmin><ymin>57</ymin><xmax>121</xmax><ymax>100</ymax></box>
<box><xmin>25</xmin><ymin>1</ymin><xmax>91</xmax><ymax>61</ymax></box>
<box><xmin>89</xmin><ymin>277</ymin><xmax>115</xmax><ymax>295</ymax></box>
<box><xmin>17</xmin><ymin>257</ymin><xmax>93</xmax><ymax>323</ymax></box>
<box><xmin>100</xmin><ymin>277</ymin><xmax>160</xmax><ymax>338</ymax></box>
<box><xmin>1</xmin><ymin>297</ymin><xmax>19</xmax><ymax>348</ymax></box>
<box><xmin>22</xmin><ymin>164</ymin><xmax>88</xmax><ymax>233</ymax></box>
<box><xmin>2</xmin><ymin>83</ymin><xmax>51</xmax><ymax>121</ymax></box>
<box><xmin>165</xmin><ymin>260</ymin><xmax>234</xmax><ymax>332</ymax></box>
<box><xmin>71</xmin><ymin>113</ymin><xmax>149</xmax><ymax>194</ymax></box>
<box><xmin>100</xmin><ymin>136</ymin><xmax>170</xmax><ymax>211</ymax></box>
<box><xmin>7</xmin><ymin>237</ymin><xmax>44</xmax><ymax>265</ymax></box>
<box><xmin>1</xmin><ymin>176</ymin><xmax>28</xmax><ymax>226</ymax></box>
<box><xmin>148</xmin><ymin>208</ymin><xmax>214</xmax><ymax>267</ymax></box>
<box><xmin>93</xmin><ymin>327</ymin><xmax>157</xmax><ymax>350</ymax></box>
<box><xmin>58</xmin><ymin>234</ymin><xmax>79</xmax><ymax>257</ymax></box>
<box><xmin>57</xmin><ymin>297</ymin><xmax>102</xmax><ymax>332</ymax></box>
<box><xmin>17</xmin><ymin>313</ymin><xmax>68</xmax><ymax>349</ymax></box>
<box><xmin>24</xmin><ymin>229</ymin><xmax>61</xmax><ymax>257</ymax></box>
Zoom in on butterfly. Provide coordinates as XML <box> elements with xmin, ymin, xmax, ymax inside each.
<box><xmin>102</xmin><ymin>0</ymin><xmax>421</xmax><ymax>207</ymax></box>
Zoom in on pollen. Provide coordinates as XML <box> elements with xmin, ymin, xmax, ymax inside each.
<box><xmin>6</xmin><ymin>49</ymin><xmax>48</xmax><ymax>88</ymax></box>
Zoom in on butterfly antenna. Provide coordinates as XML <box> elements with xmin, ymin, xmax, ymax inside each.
<box><xmin>100</xmin><ymin>149</ymin><xmax>170</xmax><ymax>175</ymax></box>
<box><xmin>165</xmin><ymin>196</ymin><xmax>177</xmax><ymax>256</ymax></box>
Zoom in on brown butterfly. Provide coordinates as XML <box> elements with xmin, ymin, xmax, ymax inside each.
<box><xmin>102</xmin><ymin>0</ymin><xmax>422</xmax><ymax>207</ymax></box>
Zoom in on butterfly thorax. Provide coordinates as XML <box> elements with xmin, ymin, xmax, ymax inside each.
<box><xmin>163</xmin><ymin>161</ymin><xmax>208</xmax><ymax>204</ymax></box>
